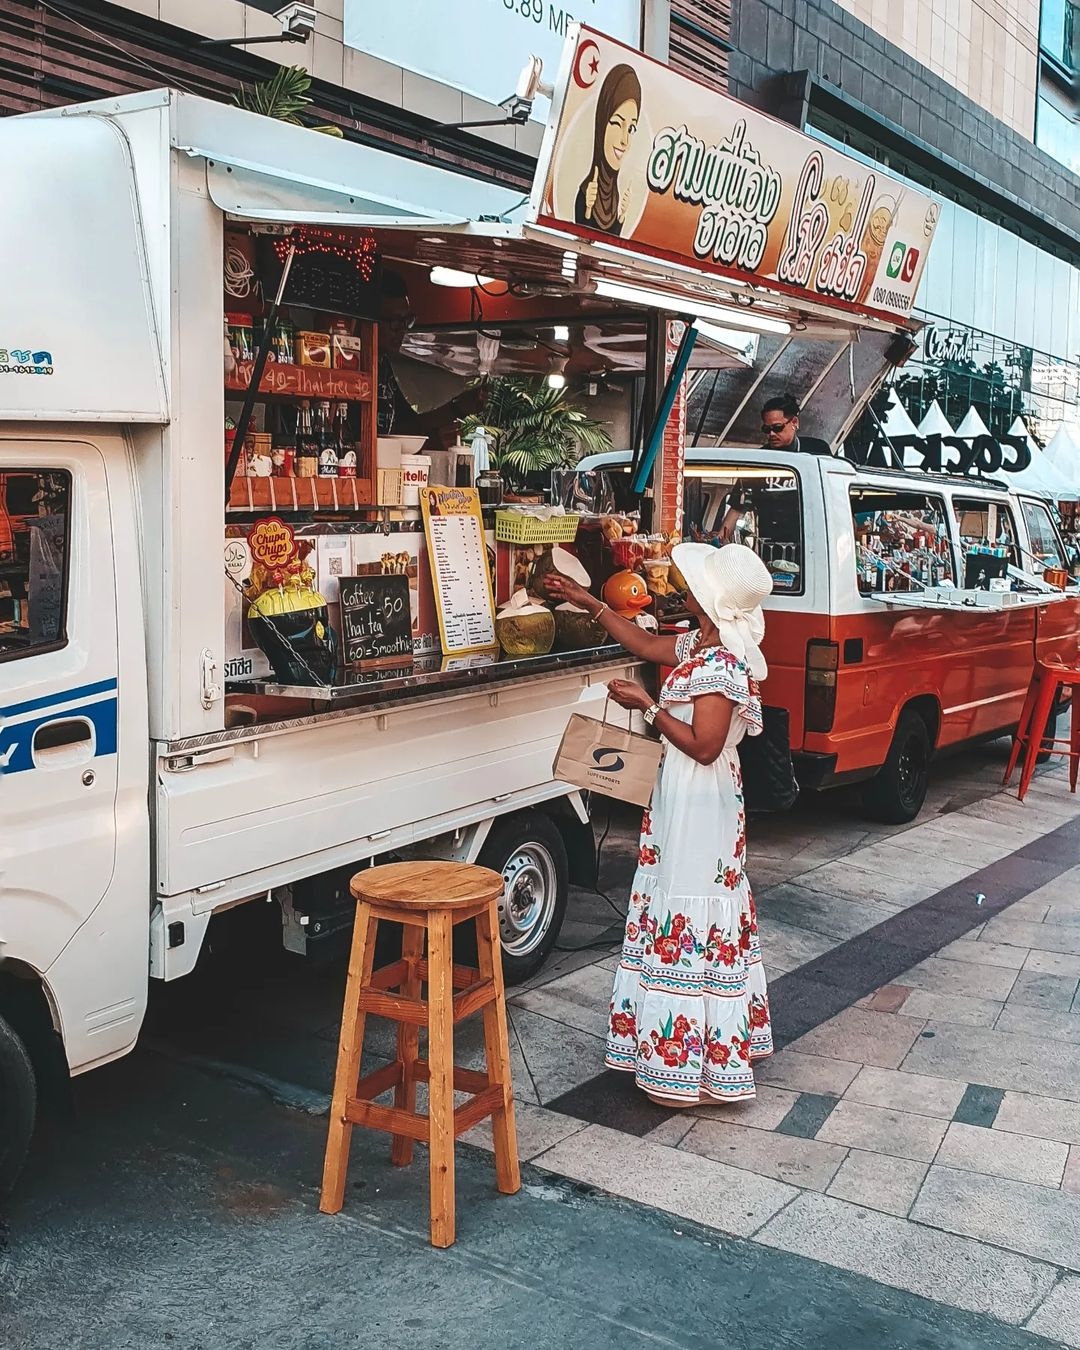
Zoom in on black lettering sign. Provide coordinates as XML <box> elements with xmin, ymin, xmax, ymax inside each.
<box><xmin>338</xmin><ymin>574</ymin><xmax>414</xmax><ymax>669</ymax></box>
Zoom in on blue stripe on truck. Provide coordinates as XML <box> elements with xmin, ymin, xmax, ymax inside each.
<box><xmin>0</xmin><ymin>681</ymin><xmax>119</xmax><ymax>774</ymax></box>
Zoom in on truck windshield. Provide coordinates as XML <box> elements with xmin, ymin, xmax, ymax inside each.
<box><xmin>0</xmin><ymin>470</ymin><xmax>70</xmax><ymax>661</ymax></box>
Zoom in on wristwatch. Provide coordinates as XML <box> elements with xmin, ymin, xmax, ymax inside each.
<box><xmin>643</xmin><ymin>703</ymin><xmax>661</xmax><ymax>726</ymax></box>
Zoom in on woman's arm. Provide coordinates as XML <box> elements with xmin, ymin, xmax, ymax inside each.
<box><xmin>545</xmin><ymin>574</ymin><xmax>679</xmax><ymax>665</ymax></box>
<box><xmin>607</xmin><ymin>681</ymin><xmax>735</xmax><ymax>766</ymax></box>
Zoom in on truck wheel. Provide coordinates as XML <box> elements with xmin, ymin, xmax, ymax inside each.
<box><xmin>476</xmin><ymin>813</ymin><xmax>569</xmax><ymax>986</ymax></box>
<box><xmin>862</xmin><ymin>710</ymin><xmax>931</xmax><ymax>824</ymax></box>
<box><xmin>0</xmin><ymin>1013</ymin><xmax>37</xmax><ymax>1196</ymax></box>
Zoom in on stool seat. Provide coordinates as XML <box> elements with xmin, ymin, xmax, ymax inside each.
<box><xmin>352</xmin><ymin>860</ymin><xmax>504</xmax><ymax>910</ymax></box>
<box><xmin>321</xmin><ymin>860</ymin><xmax>520</xmax><ymax>1248</ymax></box>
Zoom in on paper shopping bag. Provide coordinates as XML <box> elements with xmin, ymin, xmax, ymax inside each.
<box><xmin>553</xmin><ymin>701</ymin><xmax>663</xmax><ymax>807</ymax></box>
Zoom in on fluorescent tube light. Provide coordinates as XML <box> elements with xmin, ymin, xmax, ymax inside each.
<box><xmin>593</xmin><ymin>279</ymin><xmax>791</xmax><ymax>335</ymax></box>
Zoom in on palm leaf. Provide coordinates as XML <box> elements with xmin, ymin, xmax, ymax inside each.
<box><xmin>233</xmin><ymin>66</ymin><xmax>343</xmax><ymax>136</ymax></box>
<box><xmin>460</xmin><ymin>376</ymin><xmax>611</xmax><ymax>485</ymax></box>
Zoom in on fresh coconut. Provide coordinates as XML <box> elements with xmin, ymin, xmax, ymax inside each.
<box><xmin>495</xmin><ymin>590</ymin><xmax>556</xmax><ymax>657</ymax></box>
<box><xmin>554</xmin><ymin>601</ymin><xmax>607</xmax><ymax>651</ymax></box>
<box><xmin>530</xmin><ymin>544</ymin><xmax>592</xmax><ymax>592</ymax></box>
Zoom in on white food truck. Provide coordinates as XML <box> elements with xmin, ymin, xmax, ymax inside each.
<box><xmin>0</xmin><ymin>50</ymin><xmax>938</xmax><ymax>1190</ymax></box>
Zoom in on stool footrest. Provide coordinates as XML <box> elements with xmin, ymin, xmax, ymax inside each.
<box><xmin>345</xmin><ymin>1098</ymin><xmax>429</xmax><ymax>1141</ymax></box>
<box><xmin>343</xmin><ymin>1064</ymin><xmax>506</xmax><ymax>1141</ymax></box>
<box><xmin>359</xmin><ymin>978</ymin><xmax>496</xmax><ymax>1025</ymax></box>
<box><xmin>414</xmin><ymin>1059</ymin><xmax>490</xmax><ymax>1096</ymax></box>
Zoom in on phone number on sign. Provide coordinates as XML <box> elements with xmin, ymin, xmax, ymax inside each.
<box><xmin>500</xmin><ymin>0</ymin><xmax>577</xmax><ymax>36</ymax></box>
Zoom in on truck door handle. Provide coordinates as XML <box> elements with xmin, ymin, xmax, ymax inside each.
<box><xmin>31</xmin><ymin>716</ymin><xmax>95</xmax><ymax>768</ymax></box>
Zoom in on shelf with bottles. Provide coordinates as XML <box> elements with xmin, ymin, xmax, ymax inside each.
<box><xmin>856</xmin><ymin>533</ymin><xmax>956</xmax><ymax>596</ymax></box>
<box><xmin>227</xmin><ymin>475</ymin><xmax>376</xmax><ymax>513</ymax></box>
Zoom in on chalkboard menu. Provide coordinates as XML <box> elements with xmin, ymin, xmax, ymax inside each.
<box><xmin>339</xmin><ymin>574</ymin><xmax>414</xmax><ymax>669</ymax></box>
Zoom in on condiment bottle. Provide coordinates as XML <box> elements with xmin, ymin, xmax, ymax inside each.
<box><xmin>335</xmin><ymin>402</ymin><xmax>356</xmax><ymax>479</ymax></box>
<box><xmin>316</xmin><ymin>399</ymin><xmax>339</xmax><ymax>478</ymax></box>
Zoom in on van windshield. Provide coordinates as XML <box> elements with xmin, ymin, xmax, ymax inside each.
<box><xmin>953</xmin><ymin>498</ymin><xmax>1020</xmax><ymax>567</ymax></box>
<box><xmin>683</xmin><ymin>465</ymin><xmax>804</xmax><ymax>595</ymax></box>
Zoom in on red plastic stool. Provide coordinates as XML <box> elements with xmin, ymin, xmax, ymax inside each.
<box><xmin>1004</xmin><ymin>659</ymin><xmax>1080</xmax><ymax>801</ymax></box>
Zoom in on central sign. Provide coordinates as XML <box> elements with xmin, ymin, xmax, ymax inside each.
<box><xmin>343</xmin><ymin>2</ymin><xmax>642</xmax><ymax>119</ymax></box>
<box><xmin>532</xmin><ymin>27</ymin><xmax>940</xmax><ymax>321</ymax></box>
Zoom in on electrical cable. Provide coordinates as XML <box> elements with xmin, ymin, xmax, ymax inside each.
<box><xmin>553</xmin><ymin>797</ymin><xmax>629</xmax><ymax>954</ymax></box>
<box><xmin>35</xmin><ymin>0</ymin><xmax>202</xmax><ymax>95</ymax></box>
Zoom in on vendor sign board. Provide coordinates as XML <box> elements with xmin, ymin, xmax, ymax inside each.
<box><xmin>420</xmin><ymin>487</ymin><xmax>498</xmax><ymax>656</ymax></box>
<box><xmin>532</xmin><ymin>26</ymin><xmax>940</xmax><ymax>321</ymax></box>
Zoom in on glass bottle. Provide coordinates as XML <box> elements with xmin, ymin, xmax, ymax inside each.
<box><xmin>316</xmin><ymin>399</ymin><xmax>339</xmax><ymax>478</ymax></box>
<box><xmin>295</xmin><ymin>400</ymin><xmax>318</xmax><ymax>479</ymax></box>
<box><xmin>335</xmin><ymin>401</ymin><xmax>356</xmax><ymax>480</ymax></box>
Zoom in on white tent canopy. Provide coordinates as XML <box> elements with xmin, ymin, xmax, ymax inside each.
<box><xmin>918</xmin><ymin>400</ymin><xmax>953</xmax><ymax>438</ymax></box>
<box><xmin>1044</xmin><ymin>424</ymin><xmax>1080</xmax><ymax>496</ymax></box>
<box><xmin>953</xmin><ymin>406</ymin><xmax>992</xmax><ymax>439</ymax></box>
<box><xmin>1005</xmin><ymin>416</ymin><xmax>1080</xmax><ymax>500</ymax></box>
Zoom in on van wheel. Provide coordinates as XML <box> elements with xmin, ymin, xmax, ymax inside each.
<box><xmin>475</xmin><ymin>814</ymin><xmax>569</xmax><ymax>986</ymax></box>
<box><xmin>0</xmin><ymin>1014</ymin><xmax>37</xmax><ymax>1196</ymax></box>
<box><xmin>862</xmin><ymin>710</ymin><xmax>931</xmax><ymax>824</ymax></box>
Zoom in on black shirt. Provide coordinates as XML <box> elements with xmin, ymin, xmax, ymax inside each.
<box><xmin>794</xmin><ymin>435</ymin><xmax>832</xmax><ymax>456</ymax></box>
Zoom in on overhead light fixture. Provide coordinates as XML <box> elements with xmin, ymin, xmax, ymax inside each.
<box><xmin>430</xmin><ymin>267</ymin><xmax>496</xmax><ymax>288</ymax></box>
<box><xmin>553</xmin><ymin>324</ymin><xmax>570</xmax><ymax>342</ymax></box>
<box><xmin>546</xmin><ymin>356</ymin><xmax>568</xmax><ymax>390</ymax></box>
<box><xmin>593</xmin><ymin>279</ymin><xmax>791</xmax><ymax>335</ymax></box>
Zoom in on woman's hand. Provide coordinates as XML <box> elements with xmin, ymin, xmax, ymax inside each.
<box><xmin>544</xmin><ymin>573</ymin><xmax>596</xmax><ymax>612</ymax></box>
<box><xmin>607</xmin><ymin>679</ymin><xmax>653</xmax><ymax>712</ymax></box>
<box><xmin>584</xmin><ymin>167</ymin><xmax>598</xmax><ymax>220</ymax></box>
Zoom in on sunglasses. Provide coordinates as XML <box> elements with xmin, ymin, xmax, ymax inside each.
<box><xmin>761</xmin><ymin>418</ymin><xmax>793</xmax><ymax>434</ymax></box>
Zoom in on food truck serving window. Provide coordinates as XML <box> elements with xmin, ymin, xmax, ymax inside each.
<box><xmin>688</xmin><ymin>465</ymin><xmax>805</xmax><ymax>595</ymax></box>
<box><xmin>0</xmin><ymin>470</ymin><xmax>70</xmax><ymax>662</ymax></box>
<box><xmin>953</xmin><ymin>498</ymin><xmax>1020</xmax><ymax>566</ymax></box>
<box><xmin>849</xmin><ymin>487</ymin><xmax>955</xmax><ymax>596</ymax></box>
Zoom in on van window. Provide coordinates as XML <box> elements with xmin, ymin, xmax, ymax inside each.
<box><xmin>685</xmin><ymin>465</ymin><xmax>804</xmax><ymax>594</ymax></box>
<box><xmin>1020</xmin><ymin>498</ymin><xmax>1066</xmax><ymax>568</ymax></box>
<box><xmin>952</xmin><ymin>498</ymin><xmax>1020</xmax><ymax>566</ymax></box>
<box><xmin>848</xmin><ymin>487</ymin><xmax>955</xmax><ymax>595</ymax></box>
<box><xmin>0</xmin><ymin>470</ymin><xmax>70</xmax><ymax>661</ymax></box>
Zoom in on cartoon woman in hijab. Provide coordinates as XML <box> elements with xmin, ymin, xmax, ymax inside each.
<box><xmin>575</xmin><ymin>64</ymin><xmax>642</xmax><ymax>238</ymax></box>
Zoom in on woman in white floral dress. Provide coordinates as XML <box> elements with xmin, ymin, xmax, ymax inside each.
<box><xmin>547</xmin><ymin>543</ymin><xmax>774</xmax><ymax>1106</ymax></box>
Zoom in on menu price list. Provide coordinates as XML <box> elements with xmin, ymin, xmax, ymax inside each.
<box><xmin>421</xmin><ymin>487</ymin><xmax>497</xmax><ymax>654</ymax></box>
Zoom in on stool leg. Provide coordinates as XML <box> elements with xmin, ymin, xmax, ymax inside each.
<box><xmin>476</xmin><ymin>901</ymin><xmax>521</xmax><ymax>1197</ymax></box>
<box><xmin>320</xmin><ymin>900</ymin><xmax>377</xmax><ymax>1215</ymax></box>
<box><xmin>1005</xmin><ymin>671</ymin><xmax>1041</xmax><ymax>785</ymax></box>
<box><xmin>391</xmin><ymin>921</ymin><xmax>425</xmax><ymax>1167</ymax></box>
<box><xmin>426</xmin><ymin>909</ymin><xmax>456</xmax><ymax>1248</ymax></box>
<box><xmin>1019</xmin><ymin>676</ymin><xmax>1061</xmax><ymax>802</ymax></box>
<box><xmin>1071</xmin><ymin>700</ymin><xmax>1080</xmax><ymax>794</ymax></box>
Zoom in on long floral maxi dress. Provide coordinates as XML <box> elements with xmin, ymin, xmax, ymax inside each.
<box><xmin>605</xmin><ymin>634</ymin><xmax>773</xmax><ymax>1104</ymax></box>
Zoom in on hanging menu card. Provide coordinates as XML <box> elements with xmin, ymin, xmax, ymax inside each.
<box><xmin>420</xmin><ymin>486</ymin><xmax>498</xmax><ymax>655</ymax></box>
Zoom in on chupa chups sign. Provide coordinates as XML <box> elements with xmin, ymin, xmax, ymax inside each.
<box><xmin>533</xmin><ymin>26</ymin><xmax>940</xmax><ymax>321</ymax></box>
<box><xmin>871</xmin><ymin>434</ymin><xmax>1033</xmax><ymax>477</ymax></box>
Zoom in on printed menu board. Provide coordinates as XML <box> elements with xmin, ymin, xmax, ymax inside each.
<box><xmin>420</xmin><ymin>486</ymin><xmax>498</xmax><ymax>655</ymax></box>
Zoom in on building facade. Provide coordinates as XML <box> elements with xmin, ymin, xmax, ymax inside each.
<box><xmin>2</xmin><ymin>0</ymin><xmax>1077</xmax><ymax>443</ymax></box>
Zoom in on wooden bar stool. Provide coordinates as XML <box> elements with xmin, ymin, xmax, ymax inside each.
<box><xmin>319</xmin><ymin>861</ymin><xmax>520</xmax><ymax>1248</ymax></box>
<box><xmin>1004</xmin><ymin>658</ymin><xmax>1080</xmax><ymax>802</ymax></box>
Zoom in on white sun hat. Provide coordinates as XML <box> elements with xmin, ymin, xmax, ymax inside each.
<box><xmin>671</xmin><ymin>542</ymin><xmax>773</xmax><ymax>680</ymax></box>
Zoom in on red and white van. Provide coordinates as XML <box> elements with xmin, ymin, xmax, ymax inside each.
<box><xmin>581</xmin><ymin>448</ymin><xmax>1080</xmax><ymax>821</ymax></box>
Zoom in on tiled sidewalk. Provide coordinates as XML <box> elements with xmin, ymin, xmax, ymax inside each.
<box><xmin>467</xmin><ymin>757</ymin><xmax>1080</xmax><ymax>1345</ymax></box>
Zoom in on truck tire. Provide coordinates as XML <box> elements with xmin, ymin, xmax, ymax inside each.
<box><xmin>0</xmin><ymin>1013</ymin><xmax>36</xmax><ymax>1196</ymax></box>
<box><xmin>476</xmin><ymin>813</ymin><xmax>569</xmax><ymax>986</ymax></box>
<box><xmin>862</xmin><ymin>709</ymin><xmax>932</xmax><ymax>824</ymax></box>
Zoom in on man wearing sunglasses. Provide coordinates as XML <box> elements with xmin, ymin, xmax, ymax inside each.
<box><xmin>715</xmin><ymin>394</ymin><xmax>831</xmax><ymax>541</ymax></box>
<box><xmin>760</xmin><ymin>394</ymin><xmax>831</xmax><ymax>457</ymax></box>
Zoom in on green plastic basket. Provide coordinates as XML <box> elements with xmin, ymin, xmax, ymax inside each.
<box><xmin>495</xmin><ymin>511</ymin><xmax>581</xmax><ymax>545</ymax></box>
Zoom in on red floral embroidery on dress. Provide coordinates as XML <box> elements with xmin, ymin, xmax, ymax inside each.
<box><xmin>704</xmin><ymin>1032</ymin><xmax>731</xmax><ymax>1067</ymax></box>
<box><xmin>652</xmin><ymin>911</ymin><xmax>704</xmax><ymax>966</ymax></box>
<box><xmin>748</xmin><ymin>995</ymin><xmax>770</xmax><ymax>1031</ymax></box>
<box><xmin>648</xmin><ymin>1011</ymin><xmax>703</xmax><ymax>1066</ymax></box>
<box><xmin>738</xmin><ymin>911</ymin><xmax>753</xmax><ymax>954</ymax></box>
<box><xmin>638</xmin><ymin>843</ymin><xmax>660</xmax><ymax>867</ymax></box>
<box><xmin>641</xmin><ymin>808</ymin><xmax>654</xmax><ymax>838</ymax></box>
<box><xmin>706</xmin><ymin>924</ymin><xmax>739</xmax><ymax>967</ymax></box>
<box><xmin>610</xmin><ymin>998</ymin><xmax>637</xmax><ymax>1040</ymax></box>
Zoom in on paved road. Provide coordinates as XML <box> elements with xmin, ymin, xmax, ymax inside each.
<box><xmin>0</xmin><ymin>1051</ymin><xmax>1060</xmax><ymax>1350</ymax></box>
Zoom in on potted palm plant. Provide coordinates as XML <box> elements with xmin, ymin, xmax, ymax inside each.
<box><xmin>459</xmin><ymin>377</ymin><xmax>612</xmax><ymax>494</ymax></box>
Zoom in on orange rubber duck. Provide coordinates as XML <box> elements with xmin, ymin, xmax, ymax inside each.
<box><xmin>602</xmin><ymin>569</ymin><xmax>653</xmax><ymax>619</ymax></box>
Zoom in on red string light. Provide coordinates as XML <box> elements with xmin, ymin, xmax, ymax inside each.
<box><xmin>273</xmin><ymin>227</ymin><xmax>378</xmax><ymax>281</ymax></box>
